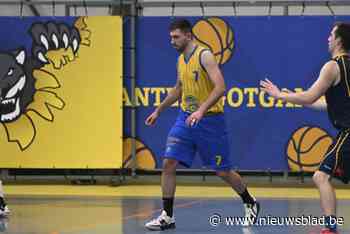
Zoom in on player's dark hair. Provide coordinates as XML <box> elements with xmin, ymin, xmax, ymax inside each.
<box><xmin>169</xmin><ymin>19</ymin><xmax>192</xmax><ymax>34</ymax></box>
<box><xmin>334</xmin><ymin>22</ymin><xmax>350</xmax><ymax>51</ymax></box>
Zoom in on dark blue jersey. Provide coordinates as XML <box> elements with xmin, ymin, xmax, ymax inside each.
<box><xmin>325</xmin><ymin>54</ymin><xmax>350</xmax><ymax>130</ymax></box>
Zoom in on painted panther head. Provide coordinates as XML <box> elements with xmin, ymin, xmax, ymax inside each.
<box><xmin>0</xmin><ymin>50</ymin><xmax>35</xmax><ymax>123</ymax></box>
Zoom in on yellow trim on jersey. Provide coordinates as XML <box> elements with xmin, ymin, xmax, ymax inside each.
<box><xmin>332</xmin><ymin>53</ymin><xmax>348</xmax><ymax>59</ymax></box>
<box><xmin>334</xmin><ymin>132</ymin><xmax>349</xmax><ymax>172</ymax></box>
<box><xmin>178</xmin><ymin>45</ymin><xmax>224</xmax><ymax>113</ymax></box>
<box><xmin>340</xmin><ymin>56</ymin><xmax>350</xmax><ymax>97</ymax></box>
<box><xmin>319</xmin><ymin>131</ymin><xmax>344</xmax><ymax>167</ymax></box>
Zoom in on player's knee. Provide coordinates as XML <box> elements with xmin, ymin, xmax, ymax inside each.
<box><xmin>216</xmin><ymin>170</ymin><xmax>230</xmax><ymax>178</ymax></box>
<box><xmin>163</xmin><ymin>159</ymin><xmax>178</xmax><ymax>173</ymax></box>
<box><xmin>313</xmin><ymin>170</ymin><xmax>329</xmax><ymax>185</ymax></box>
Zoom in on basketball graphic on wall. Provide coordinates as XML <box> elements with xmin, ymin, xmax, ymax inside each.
<box><xmin>286</xmin><ymin>126</ymin><xmax>333</xmax><ymax>172</ymax></box>
<box><xmin>123</xmin><ymin>137</ymin><xmax>157</xmax><ymax>170</ymax></box>
<box><xmin>192</xmin><ymin>17</ymin><xmax>235</xmax><ymax>65</ymax></box>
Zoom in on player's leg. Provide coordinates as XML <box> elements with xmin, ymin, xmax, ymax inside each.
<box><xmin>313</xmin><ymin>170</ymin><xmax>337</xmax><ymax>234</ymax></box>
<box><xmin>161</xmin><ymin>158</ymin><xmax>178</xmax><ymax>218</ymax></box>
<box><xmin>145</xmin><ymin>112</ymin><xmax>196</xmax><ymax>231</ymax></box>
<box><xmin>145</xmin><ymin>157</ymin><xmax>180</xmax><ymax>231</ymax></box>
<box><xmin>216</xmin><ymin>170</ymin><xmax>255</xmax><ymax>202</ymax></box>
<box><xmin>313</xmin><ymin>171</ymin><xmax>335</xmax><ymax>216</ymax></box>
<box><xmin>196</xmin><ymin>114</ymin><xmax>260</xmax><ymax>225</ymax></box>
<box><xmin>216</xmin><ymin>170</ymin><xmax>246</xmax><ymax>193</ymax></box>
<box><xmin>215</xmin><ymin>169</ymin><xmax>259</xmax><ymax>226</ymax></box>
<box><xmin>216</xmin><ymin>170</ymin><xmax>259</xmax><ymax>225</ymax></box>
<box><xmin>315</xmin><ymin>131</ymin><xmax>350</xmax><ymax>234</ymax></box>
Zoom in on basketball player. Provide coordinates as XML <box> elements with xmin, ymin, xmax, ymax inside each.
<box><xmin>144</xmin><ymin>19</ymin><xmax>260</xmax><ymax>231</ymax></box>
<box><xmin>260</xmin><ymin>22</ymin><xmax>350</xmax><ymax>234</ymax></box>
<box><xmin>0</xmin><ymin>181</ymin><xmax>9</xmax><ymax>216</ymax></box>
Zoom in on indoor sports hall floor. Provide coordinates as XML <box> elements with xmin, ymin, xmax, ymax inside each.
<box><xmin>2</xmin><ymin>177</ymin><xmax>350</xmax><ymax>234</ymax></box>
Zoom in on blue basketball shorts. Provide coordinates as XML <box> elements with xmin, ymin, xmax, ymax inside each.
<box><xmin>164</xmin><ymin>110</ymin><xmax>233</xmax><ymax>171</ymax></box>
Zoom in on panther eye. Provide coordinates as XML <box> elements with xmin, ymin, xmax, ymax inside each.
<box><xmin>7</xmin><ymin>68</ymin><xmax>14</xmax><ymax>76</ymax></box>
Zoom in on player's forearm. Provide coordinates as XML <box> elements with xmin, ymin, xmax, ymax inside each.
<box><xmin>198</xmin><ymin>86</ymin><xmax>225</xmax><ymax>114</ymax></box>
<box><xmin>305</xmin><ymin>97</ymin><xmax>327</xmax><ymax>111</ymax></box>
<box><xmin>156</xmin><ymin>88</ymin><xmax>181</xmax><ymax>113</ymax></box>
<box><xmin>280</xmin><ymin>91</ymin><xmax>316</xmax><ymax>106</ymax></box>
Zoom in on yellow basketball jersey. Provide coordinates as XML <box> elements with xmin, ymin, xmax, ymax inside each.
<box><xmin>178</xmin><ymin>45</ymin><xmax>224</xmax><ymax>113</ymax></box>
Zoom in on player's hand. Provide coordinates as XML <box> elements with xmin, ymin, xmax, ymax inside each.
<box><xmin>186</xmin><ymin>110</ymin><xmax>204</xmax><ymax>127</ymax></box>
<box><xmin>260</xmin><ymin>78</ymin><xmax>282</xmax><ymax>99</ymax></box>
<box><xmin>145</xmin><ymin>110</ymin><xmax>160</xmax><ymax>126</ymax></box>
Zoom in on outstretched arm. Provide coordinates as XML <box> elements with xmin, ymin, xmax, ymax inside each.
<box><xmin>260</xmin><ymin>61</ymin><xmax>339</xmax><ymax>106</ymax></box>
<box><xmin>305</xmin><ymin>96</ymin><xmax>327</xmax><ymax>111</ymax></box>
<box><xmin>281</xmin><ymin>88</ymin><xmax>327</xmax><ymax>111</ymax></box>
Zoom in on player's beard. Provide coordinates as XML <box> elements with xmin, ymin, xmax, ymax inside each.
<box><xmin>173</xmin><ymin>43</ymin><xmax>186</xmax><ymax>53</ymax></box>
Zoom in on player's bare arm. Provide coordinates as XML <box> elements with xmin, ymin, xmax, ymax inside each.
<box><xmin>260</xmin><ymin>61</ymin><xmax>339</xmax><ymax>106</ymax></box>
<box><xmin>145</xmin><ymin>77</ymin><xmax>182</xmax><ymax>126</ymax></box>
<box><xmin>282</xmin><ymin>88</ymin><xmax>328</xmax><ymax>111</ymax></box>
<box><xmin>305</xmin><ymin>96</ymin><xmax>328</xmax><ymax>111</ymax></box>
<box><xmin>157</xmin><ymin>78</ymin><xmax>182</xmax><ymax>114</ymax></box>
<box><xmin>198</xmin><ymin>50</ymin><xmax>226</xmax><ymax>113</ymax></box>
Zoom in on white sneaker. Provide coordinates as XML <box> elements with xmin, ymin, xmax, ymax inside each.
<box><xmin>0</xmin><ymin>205</ymin><xmax>10</xmax><ymax>217</ymax></box>
<box><xmin>243</xmin><ymin>198</ymin><xmax>260</xmax><ymax>226</ymax></box>
<box><xmin>145</xmin><ymin>210</ymin><xmax>175</xmax><ymax>231</ymax></box>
